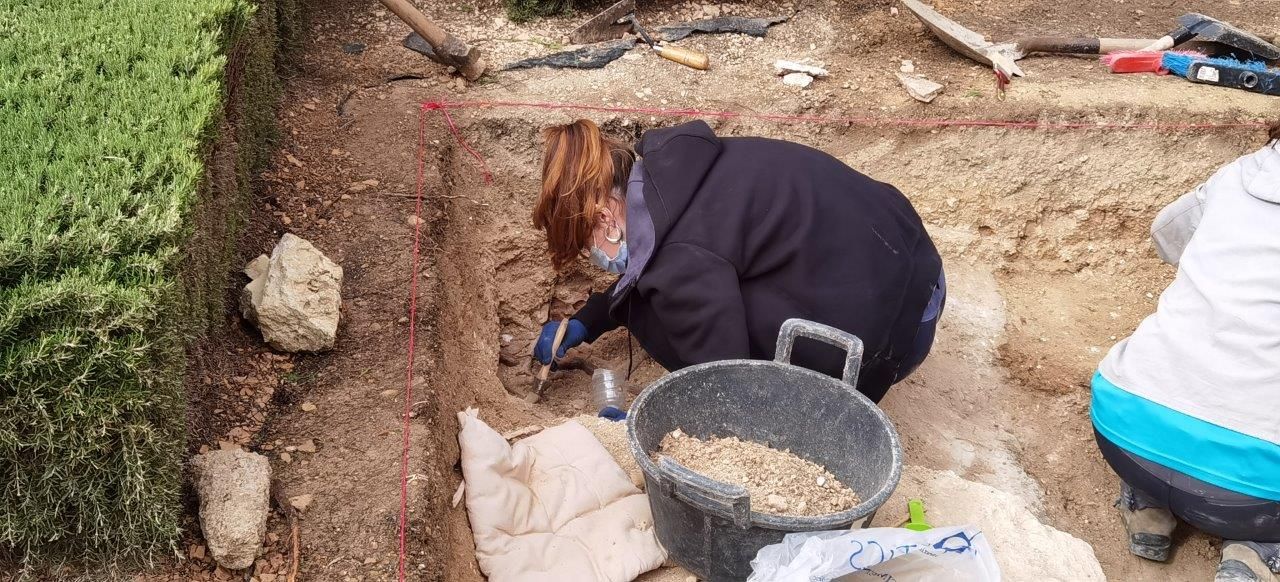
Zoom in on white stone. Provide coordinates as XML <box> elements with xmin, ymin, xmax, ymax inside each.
<box><xmin>255</xmin><ymin>234</ymin><xmax>343</xmax><ymax>352</ymax></box>
<box><xmin>874</xmin><ymin>466</ymin><xmax>1105</xmax><ymax>581</ymax></box>
<box><xmin>782</xmin><ymin>72</ymin><xmax>814</xmax><ymax>88</ymax></box>
<box><xmin>289</xmin><ymin>493</ymin><xmax>315</xmax><ymax>512</ymax></box>
<box><xmin>239</xmin><ymin>254</ymin><xmax>270</xmax><ymax>323</ymax></box>
<box><xmin>191</xmin><ymin>450</ymin><xmax>271</xmax><ymax>570</ymax></box>
<box><xmin>900</xmin><ymin>59</ymin><xmax>915</xmax><ymax>73</ymax></box>
<box><xmin>774</xmin><ymin>60</ymin><xmax>829</xmax><ymax>78</ymax></box>
<box><xmin>896</xmin><ymin>73</ymin><xmax>944</xmax><ymax>103</ymax></box>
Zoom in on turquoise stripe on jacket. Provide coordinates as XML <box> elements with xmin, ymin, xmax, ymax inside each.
<box><xmin>1091</xmin><ymin>371</ymin><xmax>1280</xmax><ymax>502</ymax></box>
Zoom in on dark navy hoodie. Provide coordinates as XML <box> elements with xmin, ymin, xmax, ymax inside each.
<box><xmin>574</xmin><ymin>121</ymin><xmax>942</xmax><ymax>400</ymax></box>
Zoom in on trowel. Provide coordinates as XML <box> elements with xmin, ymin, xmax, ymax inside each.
<box><xmin>570</xmin><ymin>0</ymin><xmax>711</xmax><ymax>70</ymax></box>
<box><xmin>528</xmin><ymin>318</ymin><xmax>569</xmax><ymax>403</ymax></box>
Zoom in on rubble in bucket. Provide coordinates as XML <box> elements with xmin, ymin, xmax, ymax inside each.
<box><xmin>656</xmin><ymin>430</ymin><xmax>860</xmax><ymax>517</ymax></box>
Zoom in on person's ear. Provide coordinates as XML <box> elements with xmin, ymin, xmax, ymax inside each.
<box><xmin>597</xmin><ymin>206</ymin><xmax>615</xmax><ymax>227</ymax></box>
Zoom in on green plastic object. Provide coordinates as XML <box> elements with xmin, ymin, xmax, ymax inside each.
<box><xmin>905</xmin><ymin>498</ymin><xmax>933</xmax><ymax>531</ymax></box>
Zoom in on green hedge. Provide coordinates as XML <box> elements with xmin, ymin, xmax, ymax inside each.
<box><xmin>505</xmin><ymin>0</ymin><xmax>571</xmax><ymax>22</ymax></box>
<box><xmin>0</xmin><ymin>0</ymin><xmax>290</xmax><ymax>569</ymax></box>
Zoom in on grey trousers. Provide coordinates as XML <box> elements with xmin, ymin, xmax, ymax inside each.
<box><xmin>1096</xmin><ymin>430</ymin><xmax>1280</xmax><ymax>561</ymax></box>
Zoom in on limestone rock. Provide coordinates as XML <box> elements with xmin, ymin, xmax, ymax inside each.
<box><xmin>191</xmin><ymin>450</ymin><xmax>271</xmax><ymax>570</ymax></box>
<box><xmin>896</xmin><ymin>73</ymin><xmax>944</xmax><ymax>103</ymax></box>
<box><xmin>873</xmin><ymin>466</ymin><xmax>1105</xmax><ymax>581</ymax></box>
<box><xmin>289</xmin><ymin>493</ymin><xmax>315</xmax><ymax>512</ymax></box>
<box><xmin>774</xmin><ymin>60</ymin><xmax>828</xmax><ymax>78</ymax></box>
<box><xmin>239</xmin><ymin>254</ymin><xmax>270</xmax><ymax>323</ymax></box>
<box><xmin>782</xmin><ymin>72</ymin><xmax>814</xmax><ymax>88</ymax></box>
<box><xmin>255</xmin><ymin>234</ymin><xmax>343</xmax><ymax>352</ymax></box>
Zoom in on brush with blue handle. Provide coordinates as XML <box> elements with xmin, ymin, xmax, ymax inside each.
<box><xmin>1161</xmin><ymin>52</ymin><xmax>1279</xmax><ymax>96</ymax></box>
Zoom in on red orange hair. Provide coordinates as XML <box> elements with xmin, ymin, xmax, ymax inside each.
<box><xmin>533</xmin><ymin>120</ymin><xmax>635</xmax><ymax>270</ymax></box>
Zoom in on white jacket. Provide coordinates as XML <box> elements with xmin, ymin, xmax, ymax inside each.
<box><xmin>1095</xmin><ymin>142</ymin><xmax>1280</xmax><ymax>500</ymax></box>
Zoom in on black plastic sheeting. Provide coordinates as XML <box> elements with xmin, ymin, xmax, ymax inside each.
<box><xmin>403</xmin><ymin>15</ymin><xmax>790</xmax><ymax>72</ymax></box>
<box><xmin>656</xmin><ymin>15</ymin><xmax>790</xmax><ymax>42</ymax></box>
<box><xmin>503</xmin><ymin>37</ymin><xmax>639</xmax><ymax>70</ymax></box>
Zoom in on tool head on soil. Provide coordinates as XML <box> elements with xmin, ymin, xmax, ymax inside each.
<box><xmin>1157</xmin><ymin>14</ymin><xmax>1280</xmax><ymax>61</ymax></box>
<box><xmin>899</xmin><ymin>0</ymin><xmax>1025</xmax><ymax>76</ymax></box>
<box><xmin>379</xmin><ymin>0</ymin><xmax>486</xmax><ymax>80</ymax></box>
<box><xmin>570</xmin><ymin>0</ymin><xmax>636</xmax><ymax>44</ymax></box>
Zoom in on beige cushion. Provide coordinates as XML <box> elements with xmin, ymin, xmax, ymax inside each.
<box><xmin>458</xmin><ymin>409</ymin><xmax>666</xmax><ymax>582</ymax></box>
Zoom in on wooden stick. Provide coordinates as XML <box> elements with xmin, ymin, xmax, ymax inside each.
<box><xmin>287</xmin><ymin>520</ymin><xmax>301</xmax><ymax>582</ymax></box>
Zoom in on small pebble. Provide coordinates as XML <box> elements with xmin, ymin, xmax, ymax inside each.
<box><xmin>289</xmin><ymin>494</ymin><xmax>314</xmax><ymax>512</ymax></box>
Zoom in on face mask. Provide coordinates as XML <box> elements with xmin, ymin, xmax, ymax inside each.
<box><xmin>589</xmin><ymin>240</ymin><xmax>629</xmax><ymax>274</ymax></box>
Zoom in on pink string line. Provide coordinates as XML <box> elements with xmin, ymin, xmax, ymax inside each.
<box><xmin>396</xmin><ymin>102</ymin><xmax>429</xmax><ymax>582</ymax></box>
<box><xmin>420</xmin><ymin>98</ymin><xmax>1266</xmax><ymax>180</ymax></box>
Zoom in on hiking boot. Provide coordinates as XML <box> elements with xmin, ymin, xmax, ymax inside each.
<box><xmin>1115</xmin><ymin>485</ymin><xmax>1176</xmax><ymax>562</ymax></box>
<box><xmin>1216</xmin><ymin>542</ymin><xmax>1279</xmax><ymax>582</ymax></box>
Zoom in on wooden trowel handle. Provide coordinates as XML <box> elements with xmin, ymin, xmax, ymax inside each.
<box><xmin>536</xmin><ymin>318</ymin><xmax>571</xmax><ymax>383</ymax></box>
<box><xmin>1017</xmin><ymin>36</ymin><xmax>1158</xmax><ymax>55</ymax></box>
<box><xmin>655</xmin><ymin>45</ymin><xmax>710</xmax><ymax>70</ymax></box>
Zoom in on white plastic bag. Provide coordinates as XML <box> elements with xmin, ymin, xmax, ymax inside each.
<box><xmin>748</xmin><ymin>526</ymin><xmax>1001</xmax><ymax>582</ymax></box>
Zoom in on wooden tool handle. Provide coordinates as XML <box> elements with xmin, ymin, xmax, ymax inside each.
<box><xmin>1016</xmin><ymin>36</ymin><xmax>1158</xmax><ymax>55</ymax></box>
<box><xmin>655</xmin><ymin>45</ymin><xmax>710</xmax><ymax>70</ymax></box>
<box><xmin>1097</xmin><ymin>38</ymin><xmax>1163</xmax><ymax>53</ymax></box>
<box><xmin>536</xmin><ymin>318</ymin><xmax>571</xmax><ymax>382</ymax></box>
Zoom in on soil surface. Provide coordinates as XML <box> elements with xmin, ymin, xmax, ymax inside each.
<box><xmin>658</xmin><ymin>431</ymin><xmax>860</xmax><ymax>517</ymax></box>
<box><xmin>144</xmin><ymin>0</ymin><xmax>1278</xmax><ymax>581</ymax></box>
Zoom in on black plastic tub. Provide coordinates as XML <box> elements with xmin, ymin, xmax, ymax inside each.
<box><xmin>627</xmin><ymin>319</ymin><xmax>903</xmax><ymax>581</ymax></box>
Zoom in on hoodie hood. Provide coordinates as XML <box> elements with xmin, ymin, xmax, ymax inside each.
<box><xmin>1244</xmin><ymin>143</ymin><xmax>1280</xmax><ymax>204</ymax></box>
<box><xmin>635</xmin><ymin>121</ymin><xmax>724</xmax><ymax>245</ymax></box>
<box><xmin>607</xmin><ymin>121</ymin><xmax>723</xmax><ymax>305</ymax></box>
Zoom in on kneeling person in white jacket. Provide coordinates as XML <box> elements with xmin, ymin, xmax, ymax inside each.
<box><xmin>1092</xmin><ymin>121</ymin><xmax>1280</xmax><ymax>582</ymax></box>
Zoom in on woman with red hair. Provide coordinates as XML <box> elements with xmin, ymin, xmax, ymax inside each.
<box><xmin>531</xmin><ymin>119</ymin><xmax>944</xmax><ymax>403</ymax></box>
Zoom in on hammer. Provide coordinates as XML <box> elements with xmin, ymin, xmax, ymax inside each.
<box><xmin>1142</xmin><ymin>13</ymin><xmax>1280</xmax><ymax>61</ymax></box>
<box><xmin>379</xmin><ymin>0</ymin><xmax>487</xmax><ymax>80</ymax></box>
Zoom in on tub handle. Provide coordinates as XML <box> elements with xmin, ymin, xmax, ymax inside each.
<box><xmin>656</xmin><ymin>456</ymin><xmax>753</xmax><ymax>529</ymax></box>
<box><xmin>774</xmin><ymin>318</ymin><xmax>864</xmax><ymax>388</ymax></box>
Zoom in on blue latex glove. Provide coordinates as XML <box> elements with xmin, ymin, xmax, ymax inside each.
<box><xmin>533</xmin><ymin>319</ymin><xmax>588</xmax><ymax>365</ymax></box>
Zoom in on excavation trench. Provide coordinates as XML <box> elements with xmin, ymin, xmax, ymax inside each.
<box><xmin>416</xmin><ymin>112</ymin><xmax>1257</xmax><ymax>581</ymax></box>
